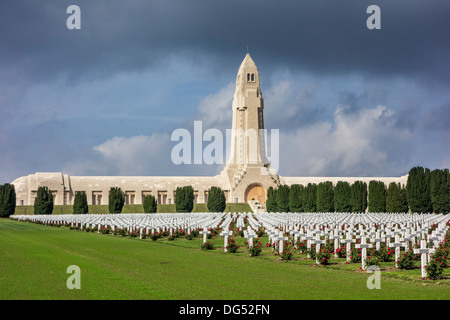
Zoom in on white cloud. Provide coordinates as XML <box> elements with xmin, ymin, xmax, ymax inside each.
<box><xmin>278</xmin><ymin>105</ymin><xmax>413</xmax><ymax>177</ymax></box>
<box><xmin>196</xmin><ymin>82</ymin><xmax>234</xmax><ymax>129</ymax></box>
<box><xmin>92</xmin><ymin>134</ymin><xmax>172</xmax><ymax>175</ymax></box>
<box><xmin>65</xmin><ymin>131</ymin><xmax>224</xmax><ymax>177</ymax></box>
<box><xmin>261</xmin><ymin>78</ymin><xmax>323</xmax><ymax>131</ymax></box>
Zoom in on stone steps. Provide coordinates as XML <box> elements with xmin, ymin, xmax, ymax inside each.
<box><xmin>248</xmin><ymin>199</ymin><xmax>266</xmax><ymax>213</ymax></box>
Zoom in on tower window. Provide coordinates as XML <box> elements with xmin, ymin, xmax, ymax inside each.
<box><xmin>247</xmin><ymin>73</ymin><xmax>250</xmax><ymax>81</ymax></box>
<box><xmin>251</xmin><ymin>73</ymin><xmax>255</xmax><ymax>81</ymax></box>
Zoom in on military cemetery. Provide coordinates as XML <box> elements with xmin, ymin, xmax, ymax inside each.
<box><xmin>1</xmin><ymin>1</ymin><xmax>449</xmax><ymax>305</ymax></box>
<box><xmin>1</xmin><ymin>52</ymin><xmax>449</xmax><ymax>302</ymax></box>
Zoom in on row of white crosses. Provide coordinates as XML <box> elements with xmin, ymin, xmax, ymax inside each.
<box><xmin>12</xmin><ymin>213</ymin><xmax>227</xmax><ymax>240</ymax></box>
<box><xmin>257</xmin><ymin>215</ymin><xmax>293</xmax><ymax>256</ymax></box>
<box><xmin>197</xmin><ymin>213</ymin><xmax>227</xmax><ymax>244</ymax></box>
<box><xmin>254</xmin><ymin>212</ymin><xmax>449</xmax><ymax>272</ymax></box>
<box><xmin>13</xmin><ymin>211</ymin><xmax>449</xmax><ymax>276</ymax></box>
<box><xmin>219</xmin><ymin>213</ymin><xmax>261</xmax><ymax>252</ymax></box>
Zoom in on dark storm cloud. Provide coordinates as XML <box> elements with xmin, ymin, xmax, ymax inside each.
<box><xmin>422</xmin><ymin>103</ymin><xmax>450</xmax><ymax>132</ymax></box>
<box><xmin>1</xmin><ymin>0</ymin><xmax>449</xmax><ymax>86</ymax></box>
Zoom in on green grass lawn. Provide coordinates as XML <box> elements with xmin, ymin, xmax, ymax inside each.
<box><xmin>0</xmin><ymin>218</ymin><xmax>448</xmax><ymax>300</ymax></box>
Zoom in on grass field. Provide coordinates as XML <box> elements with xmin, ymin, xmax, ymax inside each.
<box><xmin>0</xmin><ymin>218</ymin><xmax>449</xmax><ymax>300</ymax></box>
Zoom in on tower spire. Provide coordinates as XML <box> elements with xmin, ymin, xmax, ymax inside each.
<box><xmin>220</xmin><ymin>53</ymin><xmax>279</xmax><ymax>203</ymax></box>
<box><xmin>228</xmin><ymin>53</ymin><xmax>266</xmax><ymax>168</ymax></box>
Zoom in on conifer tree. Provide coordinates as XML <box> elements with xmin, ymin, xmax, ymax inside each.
<box><xmin>143</xmin><ymin>194</ymin><xmax>157</xmax><ymax>213</ymax></box>
<box><xmin>350</xmin><ymin>181</ymin><xmax>367</xmax><ymax>213</ymax></box>
<box><xmin>175</xmin><ymin>186</ymin><xmax>194</xmax><ymax>213</ymax></box>
<box><xmin>34</xmin><ymin>186</ymin><xmax>54</xmax><ymax>215</ymax></box>
<box><xmin>73</xmin><ymin>191</ymin><xmax>88</xmax><ymax>214</ymax></box>
<box><xmin>289</xmin><ymin>184</ymin><xmax>303</xmax><ymax>212</ymax></box>
<box><xmin>368</xmin><ymin>180</ymin><xmax>387</xmax><ymax>213</ymax></box>
<box><xmin>430</xmin><ymin>169</ymin><xmax>450</xmax><ymax>214</ymax></box>
<box><xmin>277</xmin><ymin>185</ymin><xmax>290</xmax><ymax>212</ymax></box>
<box><xmin>108</xmin><ymin>187</ymin><xmax>125</xmax><ymax>214</ymax></box>
<box><xmin>406</xmin><ymin>166</ymin><xmax>432</xmax><ymax>213</ymax></box>
<box><xmin>316</xmin><ymin>181</ymin><xmax>334</xmax><ymax>212</ymax></box>
<box><xmin>266</xmin><ymin>187</ymin><xmax>278</xmax><ymax>212</ymax></box>
<box><xmin>386</xmin><ymin>182</ymin><xmax>408</xmax><ymax>213</ymax></box>
<box><xmin>207</xmin><ymin>186</ymin><xmax>226</xmax><ymax>213</ymax></box>
<box><xmin>302</xmin><ymin>183</ymin><xmax>317</xmax><ymax>212</ymax></box>
<box><xmin>334</xmin><ymin>181</ymin><xmax>352</xmax><ymax>212</ymax></box>
<box><xmin>0</xmin><ymin>183</ymin><xmax>16</xmax><ymax>217</ymax></box>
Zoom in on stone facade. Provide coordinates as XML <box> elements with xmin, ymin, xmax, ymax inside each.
<box><xmin>11</xmin><ymin>54</ymin><xmax>408</xmax><ymax>207</ymax></box>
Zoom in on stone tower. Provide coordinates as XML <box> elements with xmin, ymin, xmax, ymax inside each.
<box><xmin>220</xmin><ymin>53</ymin><xmax>280</xmax><ymax>205</ymax></box>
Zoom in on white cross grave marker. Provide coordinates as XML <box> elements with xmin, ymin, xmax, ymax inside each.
<box><xmin>373</xmin><ymin>231</ymin><xmax>384</xmax><ymax>251</ymax></box>
<box><xmin>247</xmin><ymin>232</ymin><xmax>256</xmax><ymax>248</ymax></box>
<box><xmin>330</xmin><ymin>230</ymin><xmax>341</xmax><ymax>258</ymax></box>
<box><xmin>220</xmin><ymin>229</ymin><xmax>233</xmax><ymax>252</ymax></box>
<box><xmin>314</xmin><ymin>233</ymin><xmax>326</xmax><ymax>264</ymax></box>
<box><xmin>414</xmin><ymin>239</ymin><xmax>435</xmax><ymax>278</ymax></box>
<box><xmin>342</xmin><ymin>232</ymin><xmax>355</xmax><ymax>263</ymax></box>
<box><xmin>279</xmin><ymin>233</ymin><xmax>288</xmax><ymax>255</ymax></box>
<box><xmin>392</xmin><ymin>234</ymin><xmax>407</xmax><ymax>268</ymax></box>
<box><xmin>199</xmin><ymin>228</ymin><xmax>210</xmax><ymax>244</ymax></box>
<box><xmin>356</xmin><ymin>237</ymin><xmax>373</xmax><ymax>270</ymax></box>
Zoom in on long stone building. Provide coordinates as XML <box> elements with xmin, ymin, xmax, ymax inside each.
<box><xmin>11</xmin><ymin>54</ymin><xmax>408</xmax><ymax>207</ymax></box>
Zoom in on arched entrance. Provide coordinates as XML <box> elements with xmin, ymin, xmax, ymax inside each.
<box><xmin>245</xmin><ymin>183</ymin><xmax>266</xmax><ymax>204</ymax></box>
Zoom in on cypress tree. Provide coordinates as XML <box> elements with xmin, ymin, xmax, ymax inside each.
<box><xmin>386</xmin><ymin>182</ymin><xmax>408</xmax><ymax>213</ymax></box>
<box><xmin>334</xmin><ymin>181</ymin><xmax>352</xmax><ymax>212</ymax></box>
<box><xmin>143</xmin><ymin>194</ymin><xmax>157</xmax><ymax>213</ymax></box>
<box><xmin>73</xmin><ymin>191</ymin><xmax>88</xmax><ymax>214</ymax></box>
<box><xmin>289</xmin><ymin>184</ymin><xmax>303</xmax><ymax>212</ymax></box>
<box><xmin>0</xmin><ymin>183</ymin><xmax>16</xmax><ymax>217</ymax></box>
<box><xmin>34</xmin><ymin>186</ymin><xmax>54</xmax><ymax>215</ymax></box>
<box><xmin>108</xmin><ymin>187</ymin><xmax>125</xmax><ymax>214</ymax></box>
<box><xmin>266</xmin><ymin>187</ymin><xmax>278</xmax><ymax>212</ymax></box>
<box><xmin>175</xmin><ymin>186</ymin><xmax>194</xmax><ymax>213</ymax></box>
<box><xmin>406</xmin><ymin>166</ymin><xmax>432</xmax><ymax>213</ymax></box>
<box><xmin>302</xmin><ymin>183</ymin><xmax>317</xmax><ymax>212</ymax></box>
<box><xmin>368</xmin><ymin>180</ymin><xmax>387</xmax><ymax>213</ymax></box>
<box><xmin>207</xmin><ymin>186</ymin><xmax>226</xmax><ymax>213</ymax></box>
<box><xmin>350</xmin><ymin>181</ymin><xmax>367</xmax><ymax>213</ymax></box>
<box><xmin>277</xmin><ymin>185</ymin><xmax>290</xmax><ymax>212</ymax></box>
<box><xmin>430</xmin><ymin>169</ymin><xmax>450</xmax><ymax>214</ymax></box>
<box><xmin>316</xmin><ymin>181</ymin><xmax>334</xmax><ymax>212</ymax></box>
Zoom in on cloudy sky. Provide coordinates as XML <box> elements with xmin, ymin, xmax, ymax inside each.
<box><xmin>1</xmin><ymin>0</ymin><xmax>449</xmax><ymax>184</ymax></box>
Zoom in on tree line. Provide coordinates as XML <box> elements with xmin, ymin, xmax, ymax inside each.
<box><xmin>71</xmin><ymin>185</ymin><xmax>225</xmax><ymax>214</ymax></box>
<box><xmin>0</xmin><ymin>184</ymin><xmax>228</xmax><ymax>216</ymax></box>
<box><xmin>266</xmin><ymin>166</ymin><xmax>449</xmax><ymax>214</ymax></box>
<box><xmin>0</xmin><ymin>166</ymin><xmax>448</xmax><ymax>216</ymax></box>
